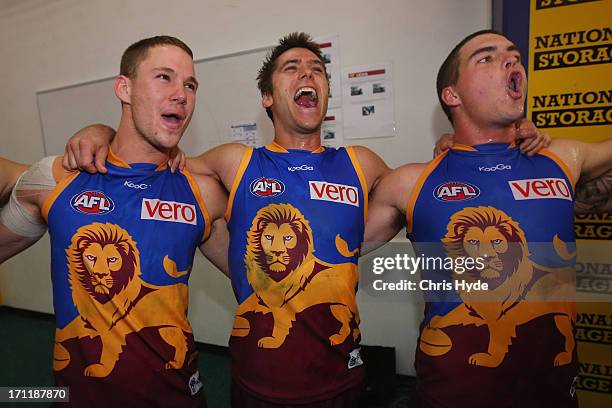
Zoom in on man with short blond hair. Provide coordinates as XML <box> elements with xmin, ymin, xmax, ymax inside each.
<box><xmin>0</xmin><ymin>35</ymin><xmax>227</xmax><ymax>407</ymax></box>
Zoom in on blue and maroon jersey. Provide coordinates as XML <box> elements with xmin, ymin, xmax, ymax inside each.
<box><xmin>42</xmin><ymin>151</ymin><xmax>209</xmax><ymax>407</ymax></box>
<box><xmin>226</xmin><ymin>143</ymin><xmax>367</xmax><ymax>404</ymax></box>
<box><xmin>408</xmin><ymin>143</ymin><xmax>578</xmax><ymax>407</ymax></box>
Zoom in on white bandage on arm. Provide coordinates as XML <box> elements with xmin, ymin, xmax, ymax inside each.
<box><xmin>0</xmin><ymin>156</ymin><xmax>57</xmax><ymax>238</ymax></box>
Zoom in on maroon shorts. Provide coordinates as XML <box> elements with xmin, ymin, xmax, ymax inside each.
<box><xmin>230</xmin><ymin>379</ymin><xmax>366</xmax><ymax>408</ymax></box>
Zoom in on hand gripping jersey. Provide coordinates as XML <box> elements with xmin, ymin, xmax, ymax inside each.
<box><xmin>408</xmin><ymin>143</ymin><xmax>578</xmax><ymax>408</ymax></box>
<box><xmin>42</xmin><ymin>152</ymin><xmax>209</xmax><ymax>407</ymax></box>
<box><xmin>226</xmin><ymin>143</ymin><xmax>367</xmax><ymax>404</ymax></box>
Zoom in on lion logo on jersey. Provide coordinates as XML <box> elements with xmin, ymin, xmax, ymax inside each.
<box><xmin>231</xmin><ymin>203</ymin><xmax>360</xmax><ymax>348</ymax></box>
<box><xmin>419</xmin><ymin>206</ymin><xmax>576</xmax><ymax>367</ymax></box>
<box><xmin>53</xmin><ymin>222</ymin><xmax>193</xmax><ymax>377</ymax></box>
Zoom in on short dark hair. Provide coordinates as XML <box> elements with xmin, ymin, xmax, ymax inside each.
<box><xmin>257</xmin><ymin>32</ymin><xmax>326</xmax><ymax>121</ymax></box>
<box><xmin>436</xmin><ymin>29</ymin><xmax>501</xmax><ymax>124</ymax></box>
<box><xmin>120</xmin><ymin>35</ymin><xmax>193</xmax><ymax>78</ymax></box>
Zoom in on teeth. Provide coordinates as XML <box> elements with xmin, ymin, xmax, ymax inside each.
<box><xmin>294</xmin><ymin>87</ymin><xmax>317</xmax><ymax>100</ymax></box>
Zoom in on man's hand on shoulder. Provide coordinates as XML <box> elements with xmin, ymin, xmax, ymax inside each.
<box><xmin>434</xmin><ymin>134</ymin><xmax>454</xmax><ymax>158</ymax></box>
<box><xmin>433</xmin><ymin>119</ymin><xmax>551</xmax><ymax>157</ymax></box>
<box><xmin>63</xmin><ymin>124</ymin><xmax>115</xmax><ymax>174</ymax></box>
<box><xmin>513</xmin><ymin>119</ymin><xmax>551</xmax><ymax>156</ymax></box>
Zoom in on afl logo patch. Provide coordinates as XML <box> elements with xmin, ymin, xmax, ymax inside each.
<box><xmin>434</xmin><ymin>182</ymin><xmax>480</xmax><ymax>202</ymax></box>
<box><xmin>250</xmin><ymin>177</ymin><xmax>285</xmax><ymax>197</ymax></box>
<box><xmin>71</xmin><ymin>191</ymin><xmax>115</xmax><ymax>214</ymax></box>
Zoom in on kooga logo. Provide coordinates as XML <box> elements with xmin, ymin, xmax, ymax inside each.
<box><xmin>288</xmin><ymin>165</ymin><xmax>314</xmax><ymax>172</ymax></box>
<box><xmin>478</xmin><ymin>163</ymin><xmax>511</xmax><ymax>172</ymax></box>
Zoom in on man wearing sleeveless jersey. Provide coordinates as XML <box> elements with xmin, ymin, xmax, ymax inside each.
<box><xmin>60</xmin><ymin>29</ymin><xmax>555</xmax><ymax>406</ymax></box>
<box><xmin>364</xmin><ymin>30</ymin><xmax>612</xmax><ymax>407</ymax></box>
<box><xmin>63</xmin><ymin>32</ymin><xmax>391</xmax><ymax>407</ymax></box>
<box><xmin>0</xmin><ymin>36</ymin><xmax>227</xmax><ymax>407</ymax></box>
<box><xmin>180</xmin><ymin>32</ymin><xmax>390</xmax><ymax>407</ymax></box>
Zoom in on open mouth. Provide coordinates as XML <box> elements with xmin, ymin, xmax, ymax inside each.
<box><xmin>294</xmin><ymin>86</ymin><xmax>318</xmax><ymax>108</ymax></box>
<box><xmin>161</xmin><ymin>111</ymin><xmax>185</xmax><ymax>129</ymax></box>
<box><xmin>507</xmin><ymin>72</ymin><xmax>522</xmax><ymax>99</ymax></box>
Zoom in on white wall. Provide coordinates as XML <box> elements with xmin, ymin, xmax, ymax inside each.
<box><xmin>0</xmin><ymin>0</ymin><xmax>491</xmax><ymax>375</ymax></box>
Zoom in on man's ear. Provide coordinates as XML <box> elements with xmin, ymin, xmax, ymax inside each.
<box><xmin>441</xmin><ymin>86</ymin><xmax>461</xmax><ymax>108</ymax></box>
<box><xmin>114</xmin><ymin>75</ymin><xmax>132</xmax><ymax>104</ymax></box>
<box><xmin>261</xmin><ymin>91</ymin><xmax>273</xmax><ymax>109</ymax></box>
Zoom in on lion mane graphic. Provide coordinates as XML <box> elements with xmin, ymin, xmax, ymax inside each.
<box><xmin>53</xmin><ymin>222</ymin><xmax>192</xmax><ymax>378</ymax></box>
<box><xmin>231</xmin><ymin>203</ymin><xmax>360</xmax><ymax>348</ymax></box>
<box><xmin>419</xmin><ymin>206</ymin><xmax>576</xmax><ymax>368</ymax></box>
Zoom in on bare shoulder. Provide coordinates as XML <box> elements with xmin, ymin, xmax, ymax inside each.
<box><xmin>546</xmin><ymin>138</ymin><xmax>584</xmax><ymax>181</ymax></box>
<box><xmin>186</xmin><ymin>143</ymin><xmax>249</xmax><ymax>190</ymax></box>
<box><xmin>52</xmin><ymin>156</ymin><xmax>76</xmax><ymax>183</ymax></box>
<box><xmin>189</xmin><ymin>172</ymin><xmax>228</xmax><ymax>221</ymax></box>
<box><xmin>193</xmin><ymin>172</ymin><xmax>227</xmax><ymax>196</ymax></box>
<box><xmin>391</xmin><ymin>162</ymin><xmax>429</xmax><ymax>190</ymax></box>
<box><xmin>349</xmin><ymin>145</ymin><xmax>388</xmax><ymax>169</ymax></box>
<box><xmin>211</xmin><ymin>143</ymin><xmax>249</xmax><ymax>155</ymax></box>
<box><xmin>373</xmin><ymin>162</ymin><xmax>429</xmax><ymax>212</ymax></box>
<box><xmin>347</xmin><ymin>145</ymin><xmax>390</xmax><ymax>191</ymax></box>
<box><xmin>547</xmin><ymin>138</ymin><xmax>580</xmax><ymax>156</ymax></box>
<box><xmin>193</xmin><ymin>143</ymin><xmax>248</xmax><ymax>161</ymax></box>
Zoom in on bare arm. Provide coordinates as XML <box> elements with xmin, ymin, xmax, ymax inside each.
<box><xmin>362</xmin><ymin>163</ymin><xmax>427</xmax><ymax>255</ymax></box>
<box><xmin>574</xmin><ymin>172</ymin><xmax>612</xmax><ymax>212</ymax></box>
<box><xmin>0</xmin><ymin>158</ymin><xmax>29</xmax><ymax>206</ymax></box>
<box><xmin>0</xmin><ymin>156</ymin><xmax>69</xmax><ymax>263</ymax></box>
<box><xmin>193</xmin><ymin>172</ymin><xmax>230</xmax><ymax>276</ymax></box>
<box><xmin>186</xmin><ymin>143</ymin><xmax>247</xmax><ymax>191</ymax></box>
<box><xmin>0</xmin><ymin>223</ymin><xmax>41</xmax><ymax>263</ymax></box>
<box><xmin>199</xmin><ymin>218</ymin><xmax>230</xmax><ymax>277</ymax></box>
<box><xmin>63</xmin><ymin>124</ymin><xmax>115</xmax><ymax>173</ymax></box>
<box><xmin>575</xmin><ymin>138</ymin><xmax>612</xmax><ymax>182</ymax></box>
<box><xmin>350</xmin><ymin>145</ymin><xmax>390</xmax><ymax>193</ymax></box>
<box><xmin>548</xmin><ymin>138</ymin><xmax>612</xmax><ymax>212</ymax></box>
<box><xmin>63</xmin><ymin>124</ymin><xmax>186</xmax><ymax>173</ymax></box>
<box><xmin>1</xmin><ymin>184</ymin><xmax>46</xmax><ymax>262</ymax></box>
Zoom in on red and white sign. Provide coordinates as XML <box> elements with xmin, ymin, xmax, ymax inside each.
<box><xmin>141</xmin><ymin>198</ymin><xmax>197</xmax><ymax>225</ymax></box>
<box><xmin>508</xmin><ymin>178</ymin><xmax>572</xmax><ymax>201</ymax></box>
<box><xmin>434</xmin><ymin>182</ymin><xmax>480</xmax><ymax>202</ymax></box>
<box><xmin>71</xmin><ymin>191</ymin><xmax>114</xmax><ymax>215</ymax></box>
<box><xmin>250</xmin><ymin>177</ymin><xmax>285</xmax><ymax>197</ymax></box>
<box><xmin>309</xmin><ymin>181</ymin><xmax>359</xmax><ymax>207</ymax></box>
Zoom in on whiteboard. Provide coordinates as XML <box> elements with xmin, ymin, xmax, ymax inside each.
<box><xmin>37</xmin><ymin>46</ymin><xmax>276</xmax><ymax>156</ymax></box>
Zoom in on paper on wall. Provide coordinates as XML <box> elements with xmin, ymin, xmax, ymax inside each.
<box><xmin>342</xmin><ymin>63</ymin><xmax>396</xmax><ymax>139</ymax></box>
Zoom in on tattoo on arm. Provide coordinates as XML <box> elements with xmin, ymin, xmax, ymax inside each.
<box><xmin>575</xmin><ymin>170</ymin><xmax>612</xmax><ymax>213</ymax></box>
